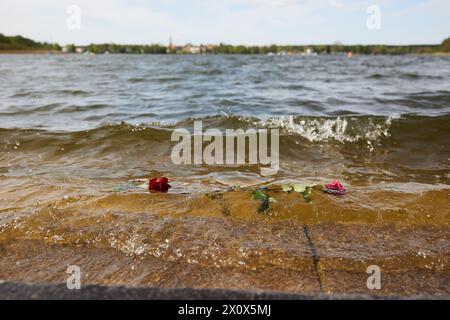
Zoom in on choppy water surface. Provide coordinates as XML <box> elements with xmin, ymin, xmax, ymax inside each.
<box><xmin>1</xmin><ymin>54</ymin><xmax>450</xmax><ymax>128</ymax></box>
<box><xmin>0</xmin><ymin>54</ymin><xmax>449</xmax><ymax>295</ymax></box>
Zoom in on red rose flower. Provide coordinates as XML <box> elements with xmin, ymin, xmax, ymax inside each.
<box><xmin>324</xmin><ymin>180</ymin><xmax>347</xmax><ymax>196</ymax></box>
<box><xmin>148</xmin><ymin>177</ymin><xmax>172</xmax><ymax>193</ymax></box>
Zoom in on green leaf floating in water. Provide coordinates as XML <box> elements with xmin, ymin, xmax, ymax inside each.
<box><xmin>292</xmin><ymin>184</ymin><xmax>307</xmax><ymax>193</ymax></box>
<box><xmin>252</xmin><ymin>189</ymin><xmax>268</xmax><ymax>201</ymax></box>
<box><xmin>282</xmin><ymin>183</ymin><xmax>308</xmax><ymax>193</ymax></box>
<box><xmin>268</xmin><ymin>197</ymin><xmax>278</xmax><ymax>203</ymax></box>
<box><xmin>251</xmin><ymin>189</ymin><xmax>276</xmax><ymax>214</ymax></box>
<box><xmin>282</xmin><ymin>183</ymin><xmax>313</xmax><ymax>203</ymax></box>
<box><xmin>302</xmin><ymin>186</ymin><xmax>312</xmax><ymax>202</ymax></box>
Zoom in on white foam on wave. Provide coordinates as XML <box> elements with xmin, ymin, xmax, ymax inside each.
<box><xmin>262</xmin><ymin>115</ymin><xmax>398</xmax><ymax>146</ymax></box>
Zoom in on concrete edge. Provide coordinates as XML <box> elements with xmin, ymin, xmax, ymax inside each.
<box><xmin>0</xmin><ymin>281</ymin><xmax>448</xmax><ymax>300</ymax></box>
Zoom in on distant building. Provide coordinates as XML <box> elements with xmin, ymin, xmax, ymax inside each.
<box><xmin>304</xmin><ymin>47</ymin><xmax>317</xmax><ymax>56</ymax></box>
<box><xmin>185</xmin><ymin>44</ymin><xmax>201</xmax><ymax>54</ymax></box>
<box><xmin>167</xmin><ymin>36</ymin><xmax>214</xmax><ymax>54</ymax></box>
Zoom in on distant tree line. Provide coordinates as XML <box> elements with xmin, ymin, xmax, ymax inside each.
<box><xmin>77</xmin><ymin>42</ymin><xmax>448</xmax><ymax>55</ymax></box>
<box><xmin>441</xmin><ymin>37</ymin><xmax>450</xmax><ymax>52</ymax></box>
<box><xmin>0</xmin><ymin>33</ymin><xmax>60</xmax><ymax>51</ymax></box>
<box><xmin>206</xmin><ymin>42</ymin><xmax>448</xmax><ymax>55</ymax></box>
<box><xmin>70</xmin><ymin>43</ymin><xmax>167</xmax><ymax>54</ymax></box>
<box><xmin>1</xmin><ymin>34</ymin><xmax>449</xmax><ymax>55</ymax></box>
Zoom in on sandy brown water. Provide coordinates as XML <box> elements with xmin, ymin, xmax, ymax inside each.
<box><xmin>0</xmin><ymin>170</ymin><xmax>448</xmax><ymax>296</ymax></box>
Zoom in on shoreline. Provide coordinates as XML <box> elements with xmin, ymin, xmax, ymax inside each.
<box><xmin>1</xmin><ymin>50</ymin><xmax>450</xmax><ymax>56</ymax></box>
<box><xmin>0</xmin><ymin>49</ymin><xmax>63</xmax><ymax>54</ymax></box>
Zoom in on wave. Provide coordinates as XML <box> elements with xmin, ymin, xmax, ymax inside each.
<box><xmin>1</xmin><ymin>114</ymin><xmax>448</xmax><ymax>186</ymax></box>
<box><xmin>1</xmin><ymin>114</ymin><xmax>449</xmax><ymax>148</ymax></box>
<box><xmin>374</xmin><ymin>91</ymin><xmax>450</xmax><ymax>110</ymax></box>
<box><xmin>368</xmin><ymin>73</ymin><xmax>444</xmax><ymax>80</ymax></box>
<box><xmin>0</xmin><ymin>103</ymin><xmax>62</xmax><ymax>115</ymax></box>
<box><xmin>262</xmin><ymin>115</ymin><xmax>393</xmax><ymax>143</ymax></box>
<box><xmin>0</xmin><ymin>103</ymin><xmax>111</xmax><ymax>116</ymax></box>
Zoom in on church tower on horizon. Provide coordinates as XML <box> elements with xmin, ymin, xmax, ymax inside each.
<box><xmin>168</xmin><ymin>35</ymin><xmax>176</xmax><ymax>53</ymax></box>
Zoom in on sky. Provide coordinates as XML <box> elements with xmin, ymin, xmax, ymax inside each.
<box><xmin>0</xmin><ymin>0</ymin><xmax>449</xmax><ymax>46</ymax></box>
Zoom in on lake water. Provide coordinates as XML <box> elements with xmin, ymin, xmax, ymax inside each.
<box><xmin>1</xmin><ymin>54</ymin><xmax>450</xmax><ymax>129</ymax></box>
